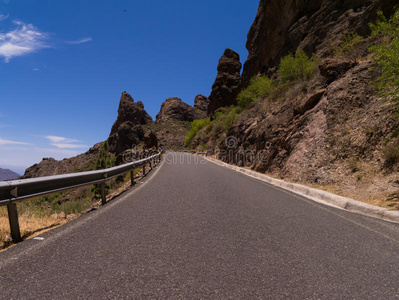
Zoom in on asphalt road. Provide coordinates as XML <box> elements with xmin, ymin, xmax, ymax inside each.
<box><xmin>1</xmin><ymin>152</ymin><xmax>399</xmax><ymax>299</ymax></box>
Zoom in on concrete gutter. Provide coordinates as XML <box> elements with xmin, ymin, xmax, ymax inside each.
<box><xmin>206</xmin><ymin>157</ymin><xmax>399</xmax><ymax>224</ymax></box>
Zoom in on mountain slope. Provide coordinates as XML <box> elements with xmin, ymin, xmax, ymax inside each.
<box><xmin>242</xmin><ymin>0</ymin><xmax>396</xmax><ymax>83</ymax></box>
<box><xmin>0</xmin><ymin>168</ymin><xmax>19</xmax><ymax>181</ymax></box>
<box><xmin>190</xmin><ymin>1</ymin><xmax>399</xmax><ymax>208</ymax></box>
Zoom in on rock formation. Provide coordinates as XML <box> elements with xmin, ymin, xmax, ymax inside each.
<box><xmin>242</xmin><ymin>0</ymin><xmax>396</xmax><ymax>84</ymax></box>
<box><xmin>108</xmin><ymin>91</ymin><xmax>153</xmax><ymax>155</ymax></box>
<box><xmin>143</xmin><ymin>131</ymin><xmax>158</xmax><ymax>149</ymax></box>
<box><xmin>194</xmin><ymin>94</ymin><xmax>210</xmax><ymax>112</ymax></box>
<box><xmin>207</xmin><ymin>49</ymin><xmax>242</xmax><ymax>115</ymax></box>
<box><xmin>23</xmin><ymin>142</ymin><xmax>103</xmax><ymax>178</ymax></box>
<box><xmin>156</xmin><ymin>97</ymin><xmax>195</xmax><ymax>122</ymax></box>
<box><xmin>193</xmin><ymin>94</ymin><xmax>210</xmax><ymax>119</ymax></box>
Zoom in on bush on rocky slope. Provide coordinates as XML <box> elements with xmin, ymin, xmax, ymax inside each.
<box><xmin>185</xmin><ymin>118</ymin><xmax>211</xmax><ymax>146</ymax></box>
<box><xmin>369</xmin><ymin>8</ymin><xmax>399</xmax><ymax>109</ymax></box>
<box><xmin>277</xmin><ymin>50</ymin><xmax>318</xmax><ymax>83</ymax></box>
<box><xmin>237</xmin><ymin>75</ymin><xmax>275</xmax><ymax>109</ymax></box>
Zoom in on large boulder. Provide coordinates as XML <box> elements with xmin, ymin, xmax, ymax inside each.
<box><xmin>156</xmin><ymin>97</ymin><xmax>195</xmax><ymax>122</ymax></box>
<box><xmin>207</xmin><ymin>49</ymin><xmax>242</xmax><ymax>115</ymax></box>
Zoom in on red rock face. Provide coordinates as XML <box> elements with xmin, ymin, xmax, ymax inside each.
<box><xmin>242</xmin><ymin>0</ymin><xmax>396</xmax><ymax>84</ymax></box>
<box><xmin>207</xmin><ymin>48</ymin><xmax>242</xmax><ymax>115</ymax></box>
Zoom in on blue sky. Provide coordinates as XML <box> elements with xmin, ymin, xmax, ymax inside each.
<box><xmin>0</xmin><ymin>0</ymin><xmax>259</xmax><ymax>174</ymax></box>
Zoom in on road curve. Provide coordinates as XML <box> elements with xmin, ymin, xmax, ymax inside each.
<box><xmin>1</xmin><ymin>152</ymin><xmax>399</xmax><ymax>299</ymax></box>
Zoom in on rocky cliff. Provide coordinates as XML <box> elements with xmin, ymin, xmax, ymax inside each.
<box><xmin>156</xmin><ymin>95</ymin><xmax>210</xmax><ymax>122</ymax></box>
<box><xmin>156</xmin><ymin>97</ymin><xmax>195</xmax><ymax>122</ymax></box>
<box><xmin>207</xmin><ymin>49</ymin><xmax>242</xmax><ymax>115</ymax></box>
<box><xmin>242</xmin><ymin>0</ymin><xmax>396</xmax><ymax>83</ymax></box>
<box><xmin>108</xmin><ymin>91</ymin><xmax>153</xmax><ymax>155</ymax></box>
<box><xmin>193</xmin><ymin>94</ymin><xmax>210</xmax><ymax>119</ymax></box>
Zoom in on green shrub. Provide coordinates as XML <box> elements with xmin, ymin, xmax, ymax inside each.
<box><xmin>237</xmin><ymin>89</ymin><xmax>254</xmax><ymax>109</ymax></box>
<box><xmin>57</xmin><ymin>198</ymin><xmax>92</xmax><ymax>215</ymax></box>
<box><xmin>334</xmin><ymin>33</ymin><xmax>364</xmax><ymax>62</ymax></box>
<box><xmin>369</xmin><ymin>9</ymin><xmax>399</xmax><ymax>108</ymax></box>
<box><xmin>214</xmin><ymin>106</ymin><xmax>240</xmax><ymax>130</ymax></box>
<box><xmin>91</xmin><ymin>141</ymin><xmax>116</xmax><ymax>198</ymax></box>
<box><xmin>94</xmin><ymin>141</ymin><xmax>115</xmax><ymax>170</ymax></box>
<box><xmin>185</xmin><ymin>118</ymin><xmax>211</xmax><ymax>146</ymax></box>
<box><xmin>237</xmin><ymin>75</ymin><xmax>275</xmax><ymax>109</ymax></box>
<box><xmin>211</xmin><ymin>122</ymin><xmax>224</xmax><ymax>139</ymax></box>
<box><xmin>277</xmin><ymin>50</ymin><xmax>318</xmax><ymax>83</ymax></box>
<box><xmin>205</xmin><ymin>122</ymin><xmax>214</xmax><ymax>133</ymax></box>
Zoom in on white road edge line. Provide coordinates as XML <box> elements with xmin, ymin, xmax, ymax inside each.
<box><xmin>205</xmin><ymin>156</ymin><xmax>399</xmax><ymax>224</ymax></box>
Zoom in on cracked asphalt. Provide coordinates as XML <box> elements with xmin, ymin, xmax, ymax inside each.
<box><xmin>1</xmin><ymin>152</ymin><xmax>399</xmax><ymax>299</ymax></box>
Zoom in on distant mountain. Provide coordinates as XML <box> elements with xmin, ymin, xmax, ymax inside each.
<box><xmin>0</xmin><ymin>168</ymin><xmax>20</xmax><ymax>181</ymax></box>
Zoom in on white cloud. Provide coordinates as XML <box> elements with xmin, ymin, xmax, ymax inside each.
<box><xmin>0</xmin><ymin>14</ymin><xmax>9</xmax><ymax>21</ymax></box>
<box><xmin>0</xmin><ymin>20</ymin><xmax>49</xmax><ymax>62</ymax></box>
<box><xmin>44</xmin><ymin>135</ymin><xmax>88</xmax><ymax>149</ymax></box>
<box><xmin>0</xmin><ymin>137</ymin><xmax>31</xmax><ymax>146</ymax></box>
<box><xmin>45</xmin><ymin>135</ymin><xmax>78</xmax><ymax>144</ymax></box>
<box><xmin>51</xmin><ymin>143</ymin><xmax>88</xmax><ymax>149</ymax></box>
<box><xmin>33</xmin><ymin>68</ymin><xmax>39</xmax><ymax>71</ymax></box>
<box><xmin>67</xmin><ymin>37</ymin><xmax>92</xmax><ymax>45</ymax></box>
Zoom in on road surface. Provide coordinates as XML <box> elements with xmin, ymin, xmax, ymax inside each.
<box><xmin>1</xmin><ymin>152</ymin><xmax>399</xmax><ymax>299</ymax></box>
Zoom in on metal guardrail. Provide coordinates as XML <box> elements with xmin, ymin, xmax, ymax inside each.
<box><xmin>0</xmin><ymin>152</ymin><xmax>162</xmax><ymax>243</ymax></box>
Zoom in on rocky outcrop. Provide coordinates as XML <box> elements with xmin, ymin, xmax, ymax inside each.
<box><xmin>194</xmin><ymin>94</ymin><xmax>210</xmax><ymax>112</ymax></box>
<box><xmin>207</xmin><ymin>49</ymin><xmax>242</xmax><ymax>115</ymax></box>
<box><xmin>144</xmin><ymin>131</ymin><xmax>158</xmax><ymax>149</ymax></box>
<box><xmin>242</xmin><ymin>0</ymin><xmax>396</xmax><ymax>84</ymax></box>
<box><xmin>0</xmin><ymin>168</ymin><xmax>19</xmax><ymax>180</ymax></box>
<box><xmin>193</xmin><ymin>94</ymin><xmax>210</xmax><ymax>119</ymax></box>
<box><xmin>108</xmin><ymin>91</ymin><xmax>153</xmax><ymax>155</ymax></box>
<box><xmin>156</xmin><ymin>97</ymin><xmax>195</xmax><ymax>122</ymax></box>
<box><xmin>23</xmin><ymin>142</ymin><xmax>103</xmax><ymax>178</ymax></box>
<box><xmin>319</xmin><ymin>57</ymin><xmax>357</xmax><ymax>83</ymax></box>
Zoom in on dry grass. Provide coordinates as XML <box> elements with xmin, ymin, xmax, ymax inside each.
<box><xmin>0</xmin><ymin>206</ymin><xmax>66</xmax><ymax>250</ymax></box>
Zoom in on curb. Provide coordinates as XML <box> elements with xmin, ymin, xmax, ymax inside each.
<box><xmin>206</xmin><ymin>157</ymin><xmax>399</xmax><ymax>224</ymax></box>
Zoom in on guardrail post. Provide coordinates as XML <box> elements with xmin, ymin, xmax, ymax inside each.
<box><xmin>101</xmin><ymin>182</ymin><xmax>106</xmax><ymax>205</ymax></box>
<box><xmin>143</xmin><ymin>165</ymin><xmax>146</xmax><ymax>176</ymax></box>
<box><xmin>130</xmin><ymin>170</ymin><xmax>135</xmax><ymax>186</ymax></box>
<box><xmin>7</xmin><ymin>203</ymin><xmax>22</xmax><ymax>243</ymax></box>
